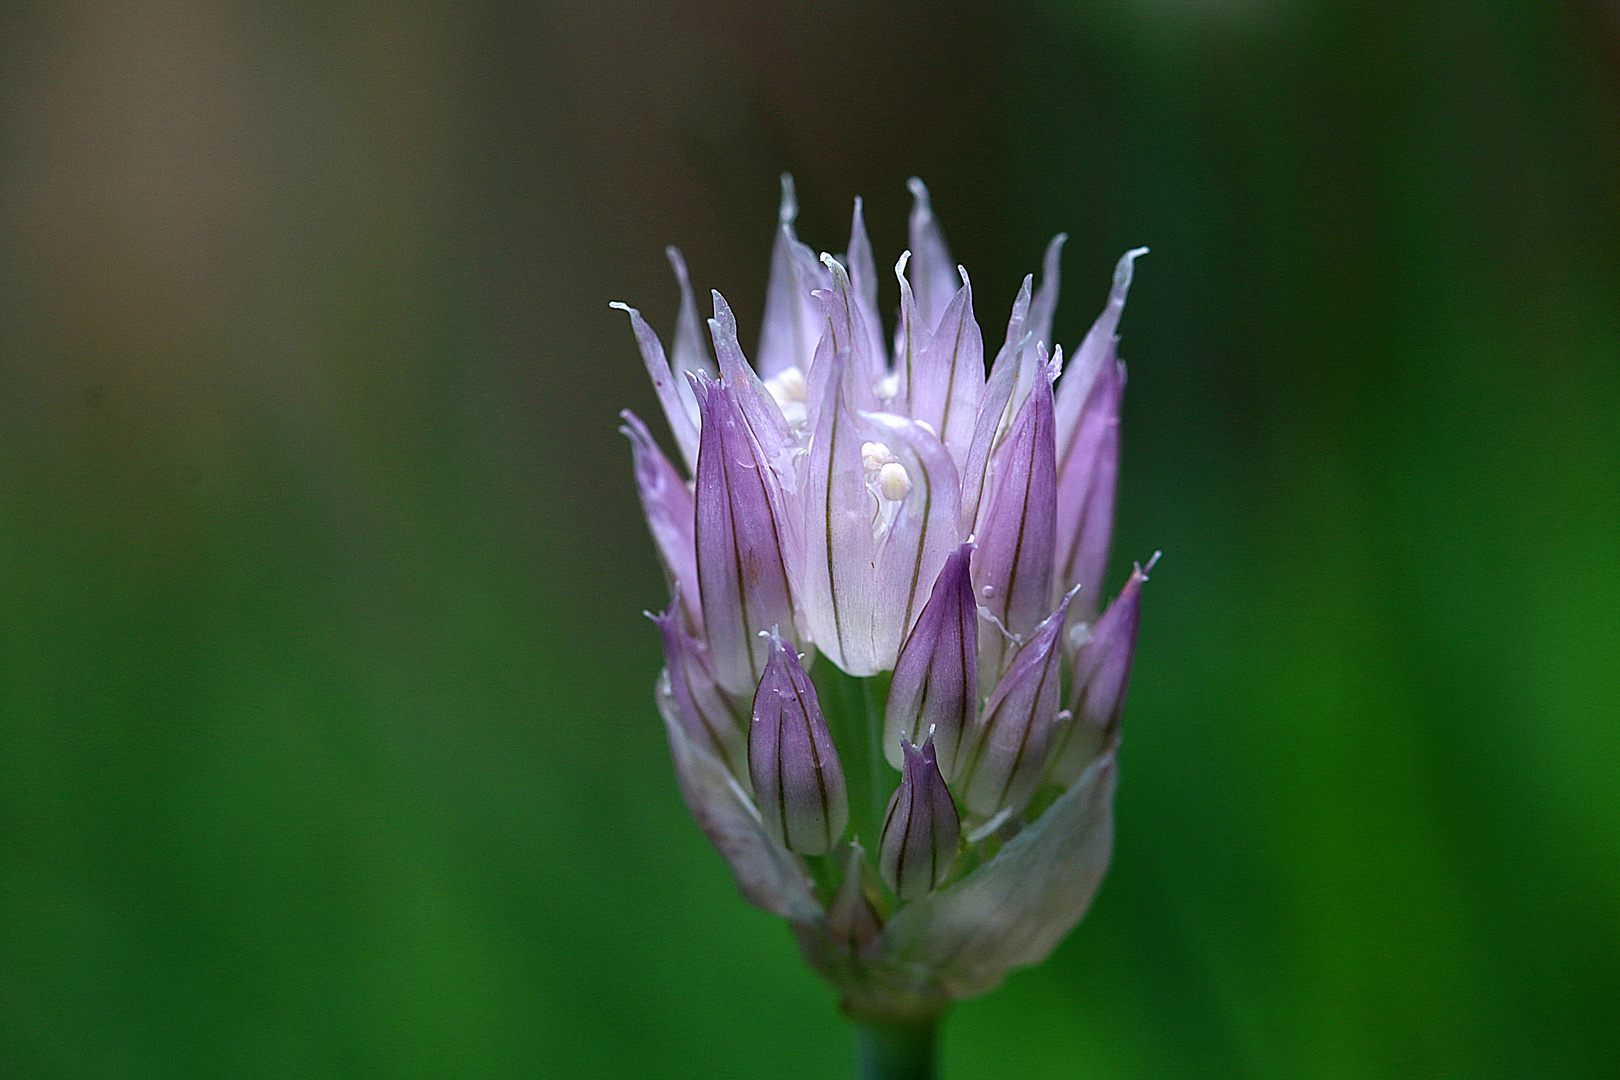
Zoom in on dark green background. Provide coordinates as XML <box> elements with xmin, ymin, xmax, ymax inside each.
<box><xmin>2</xmin><ymin>1</ymin><xmax>1616</xmax><ymax>1076</ymax></box>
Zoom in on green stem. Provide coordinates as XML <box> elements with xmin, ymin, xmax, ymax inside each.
<box><xmin>855</xmin><ymin>1016</ymin><xmax>939</xmax><ymax>1080</ymax></box>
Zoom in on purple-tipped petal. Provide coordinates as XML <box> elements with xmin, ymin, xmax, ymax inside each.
<box><xmin>757</xmin><ymin>175</ymin><xmax>831</xmax><ymax>380</ymax></box>
<box><xmin>826</xmin><ymin>841</ymin><xmax>882</xmax><ymax>953</ymax></box>
<box><xmin>655</xmin><ymin>671</ymin><xmax>822</xmax><ymax>924</ymax></box>
<box><xmin>749</xmin><ymin>633</ymin><xmax>849</xmax><ymax>856</ymax></box>
<box><xmin>884</xmin><ymin>543</ymin><xmax>977</xmax><ymax>779</ymax></box>
<box><xmin>1025</xmin><ymin>233</ymin><xmax>1067</xmax><ymax>358</ymax></box>
<box><xmin>694</xmin><ymin>378</ymin><xmax>800</xmax><ymax>697</ymax></box>
<box><xmin>958</xmin><ymin>591</ymin><xmax>1073</xmax><ymax>821</ymax></box>
<box><xmin>651</xmin><ymin>604</ymin><xmax>747</xmax><ymax>783</ymax></box>
<box><xmin>908</xmin><ymin>267</ymin><xmax>984</xmax><ymax>471</ymax></box>
<box><xmin>874</xmin><ymin>749</ymin><xmax>1117</xmax><ymax>1000</ymax></box>
<box><xmin>612</xmin><ymin>301</ymin><xmax>700</xmax><ymax>475</ymax></box>
<box><xmin>865</xmin><ymin>411</ymin><xmax>963</xmax><ymax>668</ymax></box>
<box><xmin>906</xmin><ymin>178</ymin><xmax>957</xmax><ymax>332</ymax></box>
<box><xmin>878</xmin><ymin>737</ymin><xmax>962</xmax><ymax>900</ymax></box>
<box><xmin>1053</xmin><ymin>355</ymin><xmax>1123</xmax><ymax>620</ymax></box>
<box><xmin>972</xmin><ymin>364</ymin><xmax>1058</xmax><ymax>681</ymax></box>
<box><xmin>621</xmin><ymin>410</ymin><xmax>701</xmax><ymax>633</ymax></box>
<box><xmin>1052</xmin><ymin>556</ymin><xmax>1153</xmax><ymax>785</ymax></box>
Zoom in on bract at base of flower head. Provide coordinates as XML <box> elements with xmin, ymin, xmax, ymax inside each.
<box><xmin>619</xmin><ymin>176</ymin><xmax>1156</xmax><ymax>1057</ymax></box>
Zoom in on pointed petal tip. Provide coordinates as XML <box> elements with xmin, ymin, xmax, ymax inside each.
<box><xmin>778</xmin><ymin>173</ymin><xmax>798</xmax><ymax>223</ymax></box>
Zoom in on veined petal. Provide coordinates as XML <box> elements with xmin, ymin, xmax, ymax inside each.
<box><xmin>878</xmin><ymin>737</ymin><xmax>962</xmax><ymax>901</ymax></box>
<box><xmin>890</xmin><ymin>252</ymin><xmax>928</xmax><ymax>412</ymax></box>
<box><xmin>874</xmin><ymin>749</ymin><xmax>1117</xmax><ymax>1000</ymax></box>
<box><xmin>817</xmin><ymin>255</ymin><xmax>883</xmax><ymax>414</ymax></box>
<box><xmin>1024</xmin><ymin>233</ymin><xmax>1066</xmax><ymax>359</ymax></box>
<box><xmin>906</xmin><ymin>177</ymin><xmax>957</xmax><ymax>332</ymax></box>
<box><xmin>709</xmin><ymin>291</ymin><xmax>797</xmax><ymax>486</ymax></box>
<box><xmin>612</xmin><ymin>301</ymin><xmax>700</xmax><ymax>475</ymax></box>
<box><xmin>865</xmin><ymin>411</ymin><xmax>963</xmax><ymax>669</ymax></box>
<box><xmin>847</xmin><ymin>198</ymin><xmax>890</xmax><ymax>374</ymax></box>
<box><xmin>750</xmin><ymin>632</ymin><xmax>849</xmax><ymax>856</ymax></box>
<box><xmin>884</xmin><ymin>542</ymin><xmax>977</xmax><ymax>779</ymax></box>
<box><xmin>694</xmin><ymin>378</ymin><xmax>800</xmax><ymax>697</ymax></box>
<box><xmin>972</xmin><ymin>364</ymin><xmax>1058</xmax><ymax>681</ymax></box>
<box><xmin>958</xmin><ymin>276</ymin><xmax>1032</xmax><ymax>532</ymax></box>
<box><xmin>656</xmin><ymin>670</ymin><xmax>822</xmax><ymax>924</ymax></box>
<box><xmin>757</xmin><ymin>174</ymin><xmax>831</xmax><ymax>380</ymax></box>
<box><xmin>651</xmin><ymin>604</ymin><xmax>747</xmax><ymax>784</ymax></box>
<box><xmin>1053</xmin><ymin>356</ymin><xmax>1123</xmax><ymax>620</ymax></box>
<box><xmin>958</xmin><ymin>590</ymin><xmax>1073</xmax><ymax>821</ymax></box>
<box><xmin>621</xmin><ymin>409</ymin><xmax>701</xmax><ymax>633</ymax></box>
<box><xmin>1052</xmin><ymin>556</ymin><xmax>1153</xmax><ymax>785</ymax></box>
<box><xmin>666</xmin><ymin>246</ymin><xmax>717</xmax><ymax>432</ymax></box>
<box><xmin>908</xmin><ymin>267</ymin><xmax>984</xmax><ymax>471</ymax></box>
<box><xmin>801</xmin><ymin>352</ymin><xmax>882</xmax><ymax>675</ymax></box>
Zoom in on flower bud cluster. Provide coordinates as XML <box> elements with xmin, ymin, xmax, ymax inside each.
<box><xmin>621</xmin><ymin>176</ymin><xmax>1154</xmax><ymax>1019</ymax></box>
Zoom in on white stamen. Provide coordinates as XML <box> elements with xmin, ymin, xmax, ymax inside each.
<box><xmin>861</xmin><ymin>441</ymin><xmax>895</xmax><ymax>472</ymax></box>
<box><xmin>764</xmin><ymin>365</ymin><xmax>808</xmax><ymax>406</ymax></box>
<box><xmin>877</xmin><ymin>462</ymin><xmax>911</xmax><ymax>502</ymax></box>
<box><xmin>876</xmin><ymin>373</ymin><xmax>900</xmax><ymax>400</ymax></box>
<box><xmin>1068</xmin><ymin>622</ymin><xmax>1094</xmax><ymax>652</ymax></box>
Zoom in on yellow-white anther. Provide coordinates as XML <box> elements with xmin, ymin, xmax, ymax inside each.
<box><xmin>861</xmin><ymin>441</ymin><xmax>896</xmax><ymax>472</ymax></box>
<box><xmin>876</xmin><ymin>373</ymin><xmax>900</xmax><ymax>400</ymax></box>
<box><xmin>878</xmin><ymin>461</ymin><xmax>911</xmax><ymax>502</ymax></box>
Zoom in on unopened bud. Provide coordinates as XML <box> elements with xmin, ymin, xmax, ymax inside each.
<box><xmin>749</xmin><ymin>632</ymin><xmax>849</xmax><ymax>855</ymax></box>
<box><xmin>878</xmin><ymin>736</ymin><xmax>962</xmax><ymax>900</ymax></box>
<box><xmin>826</xmin><ymin>841</ymin><xmax>882</xmax><ymax>953</ymax></box>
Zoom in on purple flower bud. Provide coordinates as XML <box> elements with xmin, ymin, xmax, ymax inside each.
<box><xmin>1051</xmin><ymin>556</ymin><xmax>1154</xmax><ymax>786</ymax></box>
<box><xmin>958</xmin><ymin>590</ymin><xmax>1073</xmax><ymax>821</ymax></box>
<box><xmin>826</xmin><ymin>840</ymin><xmax>882</xmax><ymax>953</ymax></box>
<box><xmin>621</xmin><ymin>410</ymin><xmax>701</xmax><ymax>634</ymax></box>
<box><xmin>879</xmin><ymin>737</ymin><xmax>962</xmax><ymax>900</ymax></box>
<box><xmin>694</xmin><ymin>377</ymin><xmax>800</xmax><ymax>697</ymax></box>
<box><xmin>749</xmin><ymin>632</ymin><xmax>849</xmax><ymax>856</ymax></box>
<box><xmin>884</xmin><ymin>543</ymin><xmax>977</xmax><ymax>780</ymax></box>
<box><xmin>972</xmin><ymin>366</ymin><xmax>1058</xmax><ymax>681</ymax></box>
<box><xmin>650</xmin><ymin>603</ymin><xmax>747</xmax><ymax>784</ymax></box>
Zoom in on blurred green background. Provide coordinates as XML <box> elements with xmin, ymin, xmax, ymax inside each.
<box><xmin>2</xmin><ymin>1</ymin><xmax>1616</xmax><ymax>1076</ymax></box>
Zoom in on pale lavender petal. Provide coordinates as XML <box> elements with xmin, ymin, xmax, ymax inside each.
<box><xmin>1052</xmin><ymin>556</ymin><xmax>1152</xmax><ymax>785</ymax></box>
<box><xmin>1054</xmin><ymin>247</ymin><xmax>1146</xmax><ymax>445</ymax></box>
<box><xmin>694</xmin><ymin>378</ymin><xmax>800</xmax><ymax>697</ymax></box>
<box><xmin>971</xmin><ymin>367</ymin><xmax>1058</xmax><ymax>681</ymax></box>
<box><xmin>846</xmin><ymin>198</ymin><xmax>890</xmax><ymax>372</ymax></box>
<box><xmin>621</xmin><ymin>409</ymin><xmax>701</xmax><ymax>633</ymax></box>
<box><xmin>890</xmin><ymin>252</ymin><xmax>929</xmax><ymax>411</ymax></box>
<box><xmin>874</xmin><ymin>749</ymin><xmax>1117</xmax><ymax>1000</ymax></box>
<box><xmin>878</xmin><ymin>737</ymin><xmax>962</xmax><ymax>900</ymax></box>
<box><xmin>612</xmin><ymin>301</ymin><xmax>700</xmax><ymax>475</ymax></box>
<box><xmin>865</xmin><ymin>411</ymin><xmax>962</xmax><ymax>669</ymax></box>
<box><xmin>817</xmin><ymin>255</ymin><xmax>883</xmax><ymax>414</ymax></box>
<box><xmin>709</xmin><ymin>291</ymin><xmax>797</xmax><ymax>485</ymax></box>
<box><xmin>884</xmin><ymin>542</ymin><xmax>977</xmax><ymax>779</ymax></box>
<box><xmin>757</xmin><ymin>175</ymin><xmax>831</xmax><ymax>380</ymax></box>
<box><xmin>656</xmin><ymin>670</ymin><xmax>822</xmax><ymax>924</ymax></box>
<box><xmin>1024</xmin><ymin>233</ymin><xmax>1066</xmax><ymax>359</ymax></box>
<box><xmin>800</xmin><ymin>351</ymin><xmax>882</xmax><ymax>675</ymax></box>
<box><xmin>907</xmin><ymin>267</ymin><xmax>984</xmax><ymax>471</ymax></box>
<box><xmin>750</xmin><ymin>632</ymin><xmax>849</xmax><ymax>856</ymax></box>
<box><xmin>958</xmin><ymin>590</ymin><xmax>1072</xmax><ymax>820</ymax></box>
<box><xmin>666</xmin><ymin>246</ymin><xmax>718</xmax><ymax>438</ymax></box>
<box><xmin>1053</xmin><ymin>355</ymin><xmax>1123</xmax><ymax>621</ymax></box>
<box><xmin>651</xmin><ymin>604</ymin><xmax>747</xmax><ymax>783</ymax></box>
<box><xmin>958</xmin><ymin>275</ymin><xmax>1032</xmax><ymax>532</ymax></box>
<box><xmin>906</xmin><ymin>178</ymin><xmax>957</xmax><ymax>331</ymax></box>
